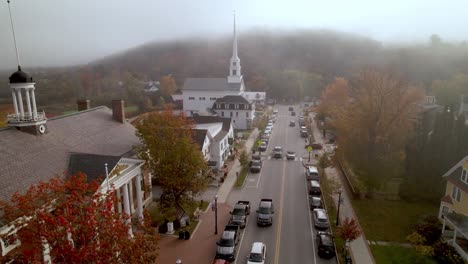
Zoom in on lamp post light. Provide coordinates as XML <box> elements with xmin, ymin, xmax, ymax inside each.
<box><xmin>336</xmin><ymin>187</ymin><xmax>343</xmax><ymax>227</ymax></box>
<box><xmin>176</xmin><ymin>259</ymin><xmax>182</xmax><ymax>264</ymax></box>
<box><xmin>213</xmin><ymin>194</ymin><xmax>218</xmax><ymax>235</ymax></box>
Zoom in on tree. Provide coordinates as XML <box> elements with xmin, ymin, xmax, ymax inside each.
<box><xmin>159</xmin><ymin>75</ymin><xmax>177</xmax><ymax>97</ymax></box>
<box><xmin>322</xmin><ymin>69</ymin><xmax>424</xmax><ymax>191</ymax></box>
<box><xmin>0</xmin><ymin>173</ymin><xmax>159</xmax><ymax>263</ymax></box>
<box><xmin>136</xmin><ymin>106</ymin><xmax>209</xmax><ymax>213</ymax></box>
<box><xmin>337</xmin><ymin>217</ymin><xmax>361</xmax><ymax>242</ymax></box>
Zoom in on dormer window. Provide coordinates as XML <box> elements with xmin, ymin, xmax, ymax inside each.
<box><xmin>235</xmin><ymin>104</ymin><xmax>239</xmax><ymax>109</ymax></box>
<box><xmin>216</xmin><ymin>103</ymin><xmax>220</xmax><ymax>108</ymax></box>
<box><xmin>462</xmin><ymin>169</ymin><xmax>468</xmax><ymax>184</ymax></box>
<box><xmin>244</xmin><ymin>104</ymin><xmax>249</xmax><ymax>110</ymax></box>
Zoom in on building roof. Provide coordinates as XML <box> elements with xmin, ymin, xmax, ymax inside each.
<box><xmin>214</xmin><ymin>95</ymin><xmax>251</xmax><ymax>104</ymax></box>
<box><xmin>182</xmin><ymin>78</ymin><xmax>241</xmax><ymax>92</ymax></box>
<box><xmin>9</xmin><ymin>66</ymin><xmax>33</xmax><ymax>84</ymax></box>
<box><xmin>0</xmin><ymin>106</ymin><xmax>140</xmax><ymax>202</ymax></box>
<box><xmin>441</xmin><ymin>195</ymin><xmax>453</xmax><ymax>205</ymax></box>
<box><xmin>443</xmin><ymin>155</ymin><xmax>468</xmax><ymax>193</ymax></box>
<box><xmin>193</xmin><ymin>129</ymin><xmax>208</xmax><ymax>150</ymax></box>
<box><xmin>68</xmin><ymin>153</ymin><xmax>121</xmax><ymax>184</ymax></box>
<box><xmin>191</xmin><ymin>115</ymin><xmax>232</xmax><ymax>132</ymax></box>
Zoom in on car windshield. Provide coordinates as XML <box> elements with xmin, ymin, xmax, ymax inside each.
<box><xmin>274</xmin><ymin>147</ymin><xmax>282</xmax><ymax>151</ymax></box>
<box><xmin>258</xmin><ymin>206</ymin><xmax>271</xmax><ymax>214</ymax></box>
<box><xmin>249</xmin><ymin>252</ymin><xmax>263</xmax><ymax>262</ymax></box>
<box><xmin>232</xmin><ymin>208</ymin><xmax>243</xmax><ymax>215</ymax></box>
<box><xmin>287</xmin><ymin>151</ymin><xmax>295</xmax><ymax>155</ymax></box>
<box><xmin>320</xmin><ymin>235</ymin><xmax>333</xmax><ymax>246</ymax></box>
<box><xmin>251</xmin><ymin>161</ymin><xmax>261</xmax><ymax>166</ymax></box>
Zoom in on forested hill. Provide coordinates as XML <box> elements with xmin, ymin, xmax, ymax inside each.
<box><xmin>0</xmin><ymin>30</ymin><xmax>467</xmax><ymax>107</ymax></box>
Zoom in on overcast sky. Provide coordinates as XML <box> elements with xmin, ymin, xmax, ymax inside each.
<box><xmin>1</xmin><ymin>0</ymin><xmax>467</xmax><ymax>70</ymax></box>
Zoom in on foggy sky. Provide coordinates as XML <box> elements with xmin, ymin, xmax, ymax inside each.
<box><xmin>1</xmin><ymin>0</ymin><xmax>467</xmax><ymax>71</ymax></box>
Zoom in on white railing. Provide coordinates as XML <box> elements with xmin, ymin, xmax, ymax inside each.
<box><xmin>7</xmin><ymin>111</ymin><xmax>46</xmax><ymax>123</ymax></box>
<box><xmin>452</xmin><ymin>241</ymin><xmax>468</xmax><ymax>261</ymax></box>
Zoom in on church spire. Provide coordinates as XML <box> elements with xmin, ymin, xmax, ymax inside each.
<box><xmin>227</xmin><ymin>12</ymin><xmax>242</xmax><ymax>84</ymax></box>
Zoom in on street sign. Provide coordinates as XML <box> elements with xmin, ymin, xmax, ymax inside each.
<box><xmin>307</xmin><ymin>145</ymin><xmax>313</xmax><ymax>152</ymax></box>
<box><xmin>257</xmin><ymin>140</ymin><xmax>263</xmax><ymax>145</ymax></box>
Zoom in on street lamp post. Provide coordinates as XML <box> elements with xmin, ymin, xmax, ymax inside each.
<box><xmin>176</xmin><ymin>259</ymin><xmax>182</xmax><ymax>264</ymax></box>
<box><xmin>213</xmin><ymin>195</ymin><xmax>218</xmax><ymax>235</ymax></box>
<box><xmin>336</xmin><ymin>188</ymin><xmax>343</xmax><ymax>227</ymax></box>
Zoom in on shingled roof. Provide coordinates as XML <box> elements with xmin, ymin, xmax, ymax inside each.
<box><xmin>0</xmin><ymin>106</ymin><xmax>140</xmax><ymax>202</ymax></box>
<box><xmin>193</xmin><ymin>129</ymin><xmax>208</xmax><ymax>150</ymax></box>
<box><xmin>182</xmin><ymin>78</ymin><xmax>242</xmax><ymax>92</ymax></box>
<box><xmin>191</xmin><ymin>115</ymin><xmax>232</xmax><ymax>132</ymax></box>
<box><xmin>214</xmin><ymin>95</ymin><xmax>251</xmax><ymax>104</ymax></box>
<box><xmin>443</xmin><ymin>155</ymin><xmax>468</xmax><ymax>193</ymax></box>
<box><xmin>68</xmin><ymin>153</ymin><xmax>121</xmax><ymax>184</ymax></box>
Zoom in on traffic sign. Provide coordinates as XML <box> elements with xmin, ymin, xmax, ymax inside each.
<box><xmin>258</xmin><ymin>140</ymin><xmax>263</xmax><ymax>145</ymax></box>
<box><xmin>307</xmin><ymin>145</ymin><xmax>313</xmax><ymax>152</ymax></box>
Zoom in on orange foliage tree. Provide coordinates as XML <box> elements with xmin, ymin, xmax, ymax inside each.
<box><xmin>337</xmin><ymin>217</ymin><xmax>362</xmax><ymax>242</ymax></box>
<box><xmin>321</xmin><ymin>69</ymin><xmax>424</xmax><ymax>191</ymax></box>
<box><xmin>160</xmin><ymin>75</ymin><xmax>177</xmax><ymax>97</ymax></box>
<box><xmin>136</xmin><ymin>106</ymin><xmax>209</xmax><ymax>213</ymax></box>
<box><xmin>0</xmin><ymin>173</ymin><xmax>159</xmax><ymax>263</ymax></box>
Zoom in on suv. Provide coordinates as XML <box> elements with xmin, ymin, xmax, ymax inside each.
<box><xmin>317</xmin><ymin>231</ymin><xmax>336</xmax><ymax>259</ymax></box>
<box><xmin>305</xmin><ymin>166</ymin><xmax>319</xmax><ymax>181</ymax></box>
<box><xmin>313</xmin><ymin>209</ymin><xmax>329</xmax><ymax>230</ymax></box>
<box><xmin>250</xmin><ymin>160</ymin><xmax>262</xmax><ymax>173</ymax></box>
<box><xmin>289</xmin><ymin>120</ymin><xmax>295</xmax><ymax>127</ymax></box>
<box><xmin>286</xmin><ymin>151</ymin><xmax>296</xmax><ymax>160</ymax></box>
<box><xmin>309</xmin><ymin>195</ymin><xmax>322</xmax><ymax>209</ymax></box>
<box><xmin>291</xmin><ymin>111</ymin><xmax>296</xmax><ymax>116</ymax></box>
<box><xmin>256</xmin><ymin>199</ymin><xmax>274</xmax><ymax>226</ymax></box>
<box><xmin>288</xmin><ymin>106</ymin><xmax>294</xmax><ymax>111</ymax></box>
<box><xmin>247</xmin><ymin>242</ymin><xmax>266</xmax><ymax>264</ymax></box>
<box><xmin>258</xmin><ymin>142</ymin><xmax>267</xmax><ymax>152</ymax></box>
<box><xmin>272</xmin><ymin>146</ymin><xmax>283</xmax><ymax>159</ymax></box>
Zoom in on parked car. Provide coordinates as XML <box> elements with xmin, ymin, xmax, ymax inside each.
<box><xmin>258</xmin><ymin>142</ymin><xmax>268</xmax><ymax>152</ymax></box>
<box><xmin>264</xmin><ymin>127</ymin><xmax>272</xmax><ymax>134</ymax></box>
<box><xmin>305</xmin><ymin>166</ymin><xmax>319</xmax><ymax>181</ymax></box>
<box><xmin>216</xmin><ymin>225</ymin><xmax>240</xmax><ymax>261</ymax></box>
<box><xmin>291</xmin><ymin>111</ymin><xmax>296</xmax><ymax>116</ymax></box>
<box><xmin>286</xmin><ymin>151</ymin><xmax>296</xmax><ymax>160</ymax></box>
<box><xmin>261</xmin><ymin>138</ymin><xmax>269</xmax><ymax>145</ymax></box>
<box><xmin>273</xmin><ymin>109</ymin><xmax>279</xmax><ymax>115</ymax></box>
<box><xmin>300</xmin><ymin>126</ymin><xmax>307</xmax><ymax>131</ymax></box>
<box><xmin>309</xmin><ymin>195</ymin><xmax>322</xmax><ymax>209</ymax></box>
<box><xmin>308</xmin><ymin>180</ymin><xmax>321</xmax><ymax>196</ymax></box>
<box><xmin>289</xmin><ymin>120</ymin><xmax>295</xmax><ymax>127</ymax></box>
<box><xmin>213</xmin><ymin>259</ymin><xmax>230</xmax><ymax>264</ymax></box>
<box><xmin>300</xmin><ymin>130</ymin><xmax>308</xmax><ymax>138</ymax></box>
<box><xmin>250</xmin><ymin>160</ymin><xmax>262</xmax><ymax>173</ymax></box>
<box><xmin>311</xmin><ymin>142</ymin><xmax>323</xmax><ymax>150</ymax></box>
<box><xmin>247</xmin><ymin>242</ymin><xmax>267</xmax><ymax>264</ymax></box>
<box><xmin>317</xmin><ymin>231</ymin><xmax>336</xmax><ymax>259</ymax></box>
<box><xmin>272</xmin><ymin>146</ymin><xmax>283</xmax><ymax>159</ymax></box>
<box><xmin>256</xmin><ymin>199</ymin><xmax>274</xmax><ymax>226</ymax></box>
<box><xmin>288</xmin><ymin>106</ymin><xmax>294</xmax><ymax>111</ymax></box>
<box><xmin>229</xmin><ymin>201</ymin><xmax>251</xmax><ymax>228</ymax></box>
<box><xmin>262</xmin><ymin>131</ymin><xmax>271</xmax><ymax>138</ymax></box>
<box><xmin>299</xmin><ymin>120</ymin><xmax>305</xmax><ymax>126</ymax></box>
<box><xmin>312</xmin><ymin>209</ymin><xmax>329</xmax><ymax>230</ymax></box>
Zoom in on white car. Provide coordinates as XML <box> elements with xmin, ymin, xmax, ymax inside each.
<box><xmin>247</xmin><ymin>242</ymin><xmax>266</xmax><ymax>264</ymax></box>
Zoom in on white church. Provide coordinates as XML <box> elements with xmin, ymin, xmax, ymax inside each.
<box><xmin>181</xmin><ymin>16</ymin><xmax>262</xmax><ymax>130</ymax></box>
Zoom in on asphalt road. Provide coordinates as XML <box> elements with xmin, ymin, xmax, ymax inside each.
<box><xmin>227</xmin><ymin>105</ymin><xmax>337</xmax><ymax>264</ymax></box>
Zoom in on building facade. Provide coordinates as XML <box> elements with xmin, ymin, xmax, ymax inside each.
<box><xmin>212</xmin><ymin>95</ymin><xmax>255</xmax><ymax>130</ymax></box>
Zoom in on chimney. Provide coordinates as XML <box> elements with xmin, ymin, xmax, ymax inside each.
<box><xmin>77</xmin><ymin>99</ymin><xmax>91</xmax><ymax>111</ymax></box>
<box><xmin>112</xmin><ymin>99</ymin><xmax>125</xmax><ymax>123</ymax></box>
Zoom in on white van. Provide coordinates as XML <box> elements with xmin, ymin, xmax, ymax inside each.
<box><xmin>305</xmin><ymin>166</ymin><xmax>319</xmax><ymax>181</ymax></box>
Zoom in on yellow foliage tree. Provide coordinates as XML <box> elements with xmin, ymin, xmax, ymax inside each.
<box><xmin>160</xmin><ymin>75</ymin><xmax>177</xmax><ymax>97</ymax></box>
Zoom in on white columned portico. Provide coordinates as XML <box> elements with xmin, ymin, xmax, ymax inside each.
<box><xmin>25</xmin><ymin>89</ymin><xmax>32</xmax><ymax>118</ymax></box>
<box><xmin>17</xmin><ymin>90</ymin><xmax>24</xmax><ymax>118</ymax></box>
<box><xmin>11</xmin><ymin>90</ymin><xmax>19</xmax><ymax>116</ymax></box>
<box><xmin>136</xmin><ymin>173</ymin><xmax>144</xmax><ymax>219</ymax></box>
<box><xmin>31</xmin><ymin>88</ymin><xmax>37</xmax><ymax>119</ymax></box>
<box><xmin>116</xmin><ymin>187</ymin><xmax>122</xmax><ymax>214</ymax></box>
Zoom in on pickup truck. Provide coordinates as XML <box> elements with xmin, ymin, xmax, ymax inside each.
<box><xmin>216</xmin><ymin>225</ymin><xmax>240</xmax><ymax>262</ymax></box>
<box><xmin>256</xmin><ymin>199</ymin><xmax>274</xmax><ymax>226</ymax></box>
<box><xmin>229</xmin><ymin>201</ymin><xmax>250</xmax><ymax>228</ymax></box>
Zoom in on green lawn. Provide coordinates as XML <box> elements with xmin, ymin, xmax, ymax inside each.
<box><xmin>235</xmin><ymin>167</ymin><xmax>249</xmax><ymax>187</ymax></box>
<box><xmin>352</xmin><ymin>199</ymin><xmax>438</xmax><ymax>242</ymax></box>
<box><xmin>371</xmin><ymin>244</ymin><xmax>437</xmax><ymax>264</ymax></box>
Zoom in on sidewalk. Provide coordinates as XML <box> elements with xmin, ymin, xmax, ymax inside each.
<box><xmin>309</xmin><ymin>112</ymin><xmax>375</xmax><ymax>264</ymax></box>
<box><xmin>156</xmin><ymin>128</ymin><xmax>259</xmax><ymax>263</ymax></box>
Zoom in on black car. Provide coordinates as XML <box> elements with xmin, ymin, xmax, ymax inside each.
<box><xmin>309</xmin><ymin>195</ymin><xmax>322</xmax><ymax>209</ymax></box>
<box><xmin>272</xmin><ymin>146</ymin><xmax>283</xmax><ymax>159</ymax></box>
<box><xmin>317</xmin><ymin>231</ymin><xmax>336</xmax><ymax>259</ymax></box>
<box><xmin>289</xmin><ymin>120</ymin><xmax>295</xmax><ymax>127</ymax></box>
<box><xmin>250</xmin><ymin>160</ymin><xmax>262</xmax><ymax>173</ymax></box>
<box><xmin>291</xmin><ymin>111</ymin><xmax>296</xmax><ymax>116</ymax></box>
<box><xmin>288</xmin><ymin>106</ymin><xmax>294</xmax><ymax>111</ymax></box>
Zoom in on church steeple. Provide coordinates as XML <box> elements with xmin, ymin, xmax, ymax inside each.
<box><xmin>227</xmin><ymin>13</ymin><xmax>242</xmax><ymax>84</ymax></box>
<box><xmin>6</xmin><ymin>0</ymin><xmax>47</xmax><ymax>135</ymax></box>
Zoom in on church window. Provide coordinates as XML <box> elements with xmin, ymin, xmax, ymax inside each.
<box><xmin>233</xmin><ymin>70</ymin><xmax>237</xmax><ymax>75</ymax></box>
<box><xmin>246</xmin><ymin>112</ymin><xmax>249</xmax><ymax>117</ymax></box>
<box><xmin>210</xmin><ymin>97</ymin><xmax>217</xmax><ymax>100</ymax></box>
<box><xmin>235</xmin><ymin>104</ymin><xmax>239</xmax><ymax>109</ymax></box>
<box><xmin>230</xmin><ymin>112</ymin><xmax>233</xmax><ymax>117</ymax></box>
<box><xmin>236</xmin><ymin>112</ymin><xmax>238</xmax><ymax>117</ymax></box>
<box><xmin>221</xmin><ymin>112</ymin><xmax>224</xmax><ymax>117</ymax></box>
<box><xmin>199</xmin><ymin>97</ymin><xmax>205</xmax><ymax>100</ymax></box>
<box><xmin>188</xmin><ymin>97</ymin><xmax>195</xmax><ymax>100</ymax></box>
<box><xmin>462</xmin><ymin>169</ymin><xmax>468</xmax><ymax>184</ymax></box>
<box><xmin>244</xmin><ymin>104</ymin><xmax>249</xmax><ymax>110</ymax></box>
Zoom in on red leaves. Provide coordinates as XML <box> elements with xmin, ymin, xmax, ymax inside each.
<box><xmin>0</xmin><ymin>173</ymin><xmax>159</xmax><ymax>263</ymax></box>
<box><xmin>337</xmin><ymin>217</ymin><xmax>362</xmax><ymax>242</ymax></box>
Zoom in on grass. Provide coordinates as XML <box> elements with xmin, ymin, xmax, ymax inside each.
<box><xmin>351</xmin><ymin>199</ymin><xmax>438</xmax><ymax>242</ymax></box>
<box><xmin>370</xmin><ymin>244</ymin><xmax>437</xmax><ymax>264</ymax></box>
<box><xmin>235</xmin><ymin>167</ymin><xmax>249</xmax><ymax>187</ymax></box>
<box><xmin>124</xmin><ymin>105</ymin><xmax>138</xmax><ymax>114</ymax></box>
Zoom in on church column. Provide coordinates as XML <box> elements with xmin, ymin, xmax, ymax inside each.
<box><xmin>11</xmin><ymin>89</ymin><xmax>19</xmax><ymax>116</ymax></box>
<box><xmin>31</xmin><ymin>88</ymin><xmax>38</xmax><ymax>119</ymax></box>
<box><xmin>17</xmin><ymin>90</ymin><xmax>24</xmax><ymax>119</ymax></box>
<box><xmin>136</xmin><ymin>173</ymin><xmax>144</xmax><ymax>220</ymax></box>
<box><xmin>116</xmin><ymin>187</ymin><xmax>122</xmax><ymax>214</ymax></box>
<box><xmin>25</xmin><ymin>89</ymin><xmax>32</xmax><ymax>119</ymax></box>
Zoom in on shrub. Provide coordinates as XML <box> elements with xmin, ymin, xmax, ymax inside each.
<box><xmin>432</xmin><ymin>242</ymin><xmax>465</xmax><ymax>264</ymax></box>
<box><xmin>240</xmin><ymin>150</ymin><xmax>249</xmax><ymax>167</ymax></box>
<box><xmin>413</xmin><ymin>216</ymin><xmax>441</xmax><ymax>245</ymax></box>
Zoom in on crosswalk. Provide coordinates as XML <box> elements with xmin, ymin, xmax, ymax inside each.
<box><xmin>265</xmin><ymin>156</ymin><xmax>304</xmax><ymax>161</ymax></box>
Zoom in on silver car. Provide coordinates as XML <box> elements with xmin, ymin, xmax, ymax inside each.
<box><xmin>313</xmin><ymin>209</ymin><xmax>329</xmax><ymax>230</ymax></box>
